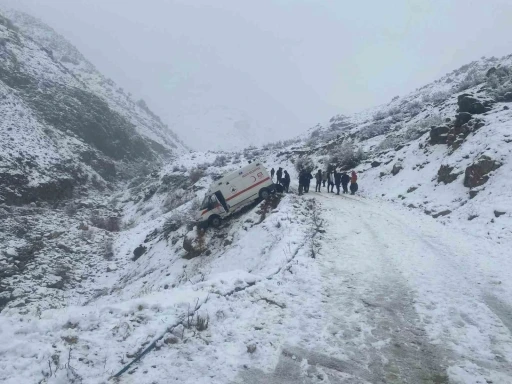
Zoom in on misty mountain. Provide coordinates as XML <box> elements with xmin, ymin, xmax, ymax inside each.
<box><xmin>0</xmin><ymin>10</ymin><xmax>187</xmax><ymax>205</ymax></box>
<box><xmin>1</xmin><ymin>7</ymin><xmax>512</xmax><ymax>384</ymax></box>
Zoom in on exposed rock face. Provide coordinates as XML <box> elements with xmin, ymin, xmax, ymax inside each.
<box><xmin>437</xmin><ymin>165</ymin><xmax>459</xmax><ymax>184</ymax></box>
<box><xmin>391</xmin><ymin>162</ymin><xmax>403</xmax><ymax>176</ymax></box>
<box><xmin>430</xmin><ymin>125</ymin><xmax>450</xmax><ymax>144</ymax></box>
<box><xmin>463</xmin><ymin>156</ymin><xmax>502</xmax><ymax>188</ymax></box>
<box><xmin>457</xmin><ymin>94</ymin><xmax>493</xmax><ymax>114</ymax></box>
<box><xmin>371</xmin><ymin>161</ymin><xmax>382</xmax><ymax>168</ymax></box>
<box><xmin>454</xmin><ymin>112</ymin><xmax>473</xmax><ymax>128</ymax></box>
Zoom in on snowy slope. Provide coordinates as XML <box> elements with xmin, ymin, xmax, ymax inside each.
<box><xmin>2</xmin><ymin>8</ymin><xmax>188</xmax><ymax>154</ymax></box>
<box><xmin>1</xmin><ymin>16</ymin><xmax>512</xmax><ymax>384</ymax></box>
<box><xmin>289</xmin><ymin>54</ymin><xmax>512</xmax><ymax>243</ymax></box>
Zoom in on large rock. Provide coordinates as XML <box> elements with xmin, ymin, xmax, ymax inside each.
<box><xmin>391</xmin><ymin>162</ymin><xmax>403</xmax><ymax>176</ymax></box>
<box><xmin>437</xmin><ymin>165</ymin><xmax>459</xmax><ymax>184</ymax></box>
<box><xmin>430</xmin><ymin>125</ymin><xmax>450</xmax><ymax>144</ymax></box>
<box><xmin>454</xmin><ymin>112</ymin><xmax>472</xmax><ymax>128</ymax></box>
<box><xmin>457</xmin><ymin>94</ymin><xmax>492</xmax><ymax>114</ymax></box>
<box><xmin>503</xmin><ymin>92</ymin><xmax>512</xmax><ymax>102</ymax></box>
<box><xmin>463</xmin><ymin>156</ymin><xmax>502</xmax><ymax>188</ymax></box>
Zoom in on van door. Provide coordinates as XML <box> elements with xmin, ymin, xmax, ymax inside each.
<box><xmin>214</xmin><ymin>191</ymin><xmax>229</xmax><ymax>212</ymax></box>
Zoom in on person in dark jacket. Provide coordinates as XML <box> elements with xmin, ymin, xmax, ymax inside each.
<box><xmin>276</xmin><ymin>167</ymin><xmax>283</xmax><ymax>185</ymax></box>
<box><xmin>315</xmin><ymin>169</ymin><xmax>322</xmax><ymax>192</ymax></box>
<box><xmin>341</xmin><ymin>172</ymin><xmax>350</xmax><ymax>194</ymax></box>
<box><xmin>283</xmin><ymin>170</ymin><xmax>290</xmax><ymax>193</ymax></box>
<box><xmin>327</xmin><ymin>171</ymin><xmax>335</xmax><ymax>193</ymax></box>
<box><xmin>322</xmin><ymin>171</ymin><xmax>327</xmax><ymax>187</ymax></box>
<box><xmin>270</xmin><ymin>168</ymin><xmax>275</xmax><ymax>181</ymax></box>
<box><xmin>304</xmin><ymin>171</ymin><xmax>313</xmax><ymax>193</ymax></box>
<box><xmin>334</xmin><ymin>170</ymin><xmax>342</xmax><ymax>195</ymax></box>
<box><xmin>350</xmin><ymin>171</ymin><xmax>358</xmax><ymax>195</ymax></box>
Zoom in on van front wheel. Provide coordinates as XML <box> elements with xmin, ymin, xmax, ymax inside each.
<box><xmin>259</xmin><ymin>188</ymin><xmax>270</xmax><ymax>200</ymax></box>
<box><xmin>208</xmin><ymin>215</ymin><xmax>222</xmax><ymax>228</ymax></box>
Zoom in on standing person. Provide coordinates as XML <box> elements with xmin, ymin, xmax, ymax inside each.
<box><xmin>304</xmin><ymin>170</ymin><xmax>313</xmax><ymax>193</ymax></box>
<box><xmin>283</xmin><ymin>170</ymin><xmax>290</xmax><ymax>193</ymax></box>
<box><xmin>315</xmin><ymin>169</ymin><xmax>322</xmax><ymax>192</ymax></box>
<box><xmin>298</xmin><ymin>170</ymin><xmax>304</xmax><ymax>195</ymax></box>
<box><xmin>327</xmin><ymin>171</ymin><xmax>335</xmax><ymax>193</ymax></box>
<box><xmin>334</xmin><ymin>170</ymin><xmax>342</xmax><ymax>195</ymax></box>
<box><xmin>276</xmin><ymin>167</ymin><xmax>283</xmax><ymax>185</ymax></box>
<box><xmin>350</xmin><ymin>171</ymin><xmax>358</xmax><ymax>195</ymax></box>
<box><xmin>341</xmin><ymin>172</ymin><xmax>350</xmax><ymax>194</ymax></box>
<box><xmin>322</xmin><ymin>171</ymin><xmax>327</xmax><ymax>187</ymax></box>
<box><xmin>270</xmin><ymin>168</ymin><xmax>275</xmax><ymax>182</ymax></box>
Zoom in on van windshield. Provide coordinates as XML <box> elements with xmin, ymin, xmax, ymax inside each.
<box><xmin>200</xmin><ymin>195</ymin><xmax>211</xmax><ymax>210</ymax></box>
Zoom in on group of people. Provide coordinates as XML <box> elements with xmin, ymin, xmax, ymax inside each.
<box><xmin>270</xmin><ymin>166</ymin><xmax>358</xmax><ymax>196</ymax></box>
<box><xmin>271</xmin><ymin>167</ymin><xmax>291</xmax><ymax>193</ymax></box>
<box><xmin>313</xmin><ymin>169</ymin><xmax>358</xmax><ymax>195</ymax></box>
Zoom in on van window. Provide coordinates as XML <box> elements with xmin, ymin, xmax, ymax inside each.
<box><xmin>200</xmin><ymin>195</ymin><xmax>211</xmax><ymax>210</ymax></box>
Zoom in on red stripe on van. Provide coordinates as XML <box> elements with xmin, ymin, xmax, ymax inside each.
<box><xmin>226</xmin><ymin>177</ymin><xmax>271</xmax><ymax>202</ymax></box>
<box><xmin>201</xmin><ymin>177</ymin><xmax>271</xmax><ymax>216</ymax></box>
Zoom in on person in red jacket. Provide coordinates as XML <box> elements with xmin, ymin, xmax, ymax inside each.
<box><xmin>350</xmin><ymin>171</ymin><xmax>358</xmax><ymax>195</ymax></box>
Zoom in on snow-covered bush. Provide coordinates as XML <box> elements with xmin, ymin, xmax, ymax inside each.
<box><xmin>162</xmin><ymin>188</ymin><xmax>195</xmax><ymax>213</ymax></box>
<box><xmin>486</xmin><ymin>66</ymin><xmax>512</xmax><ymax>99</ymax></box>
<box><xmin>403</xmin><ymin>114</ymin><xmax>444</xmax><ymax>142</ymax></box>
<box><xmin>294</xmin><ymin>156</ymin><xmax>315</xmax><ymax>172</ymax></box>
<box><xmin>358</xmin><ymin>122</ymin><xmax>391</xmax><ymax>140</ymax></box>
<box><xmin>373</xmin><ymin>110</ymin><xmax>387</xmax><ymax>121</ymax></box>
<box><xmin>376</xmin><ymin>136</ymin><xmax>402</xmax><ymax>152</ymax></box>
<box><xmin>329</xmin><ymin>142</ymin><xmax>365</xmax><ymax>170</ymax></box>
<box><xmin>423</xmin><ymin>91</ymin><xmax>451</xmax><ymax>104</ymax></box>
<box><xmin>189</xmin><ymin>168</ymin><xmax>205</xmax><ymax>183</ymax></box>
<box><xmin>212</xmin><ymin>155</ymin><xmax>228</xmax><ymax>167</ymax></box>
<box><xmin>404</xmin><ymin>101</ymin><xmax>422</xmax><ymax>116</ymax></box>
<box><xmin>457</xmin><ymin>68</ymin><xmax>485</xmax><ymax>91</ymax></box>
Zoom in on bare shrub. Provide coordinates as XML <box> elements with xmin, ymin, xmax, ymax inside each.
<box><xmin>163</xmin><ymin>189</ymin><xmax>194</xmax><ymax>213</ymax></box>
<box><xmin>457</xmin><ymin>68</ymin><xmax>484</xmax><ymax>91</ymax></box>
<box><xmin>358</xmin><ymin>121</ymin><xmax>391</xmax><ymax>140</ymax></box>
<box><xmin>404</xmin><ymin>101</ymin><xmax>422</xmax><ymax>116</ymax></box>
<box><xmin>189</xmin><ymin>168</ymin><xmax>205</xmax><ymax>183</ymax></box>
<box><xmin>195</xmin><ymin>313</ymin><xmax>209</xmax><ymax>331</ymax></box>
<box><xmin>430</xmin><ymin>90</ymin><xmax>451</xmax><ymax>104</ymax></box>
<box><xmin>373</xmin><ymin>110</ymin><xmax>387</xmax><ymax>121</ymax></box>
<box><xmin>212</xmin><ymin>155</ymin><xmax>228</xmax><ymax>167</ymax></box>
<box><xmin>376</xmin><ymin>136</ymin><xmax>402</xmax><ymax>152</ymax></box>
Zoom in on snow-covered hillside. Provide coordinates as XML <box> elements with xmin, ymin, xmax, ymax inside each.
<box><xmin>2</xmin><ymin>8</ymin><xmax>187</xmax><ymax>154</ymax></box>
<box><xmin>287</xmin><ymin>54</ymin><xmax>512</xmax><ymax>243</ymax></box>
<box><xmin>1</xmin><ymin>9</ymin><xmax>512</xmax><ymax>383</ymax></box>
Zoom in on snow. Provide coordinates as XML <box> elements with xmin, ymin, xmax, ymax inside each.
<box><xmin>2</xmin><ymin>7</ymin><xmax>512</xmax><ymax>383</ymax></box>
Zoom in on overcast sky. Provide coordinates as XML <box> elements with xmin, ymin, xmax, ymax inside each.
<box><xmin>2</xmin><ymin>0</ymin><xmax>512</xmax><ymax>147</ymax></box>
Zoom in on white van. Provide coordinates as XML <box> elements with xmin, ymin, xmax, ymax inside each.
<box><xmin>196</xmin><ymin>162</ymin><xmax>275</xmax><ymax>228</ymax></box>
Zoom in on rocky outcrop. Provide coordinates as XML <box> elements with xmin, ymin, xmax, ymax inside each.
<box><xmin>430</xmin><ymin>125</ymin><xmax>450</xmax><ymax>144</ymax></box>
<box><xmin>437</xmin><ymin>165</ymin><xmax>459</xmax><ymax>184</ymax></box>
<box><xmin>463</xmin><ymin>156</ymin><xmax>502</xmax><ymax>188</ymax></box>
<box><xmin>457</xmin><ymin>94</ymin><xmax>493</xmax><ymax>114</ymax></box>
<box><xmin>391</xmin><ymin>162</ymin><xmax>403</xmax><ymax>176</ymax></box>
<box><xmin>454</xmin><ymin>112</ymin><xmax>472</xmax><ymax>128</ymax></box>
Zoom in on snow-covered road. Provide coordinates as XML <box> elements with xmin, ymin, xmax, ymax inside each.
<box><xmin>238</xmin><ymin>192</ymin><xmax>512</xmax><ymax>383</ymax></box>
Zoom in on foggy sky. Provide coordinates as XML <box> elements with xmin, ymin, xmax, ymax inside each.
<box><xmin>2</xmin><ymin>0</ymin><xmax>512</xmax><ymax>148</ymax></box>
